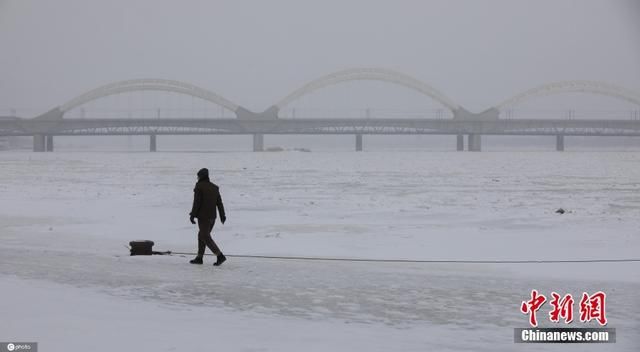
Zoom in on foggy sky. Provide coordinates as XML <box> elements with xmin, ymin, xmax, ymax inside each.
<box><xmin>1</xmin><ymin>0</ymin><xmax>639</xmax><ymax>116</ymax></box>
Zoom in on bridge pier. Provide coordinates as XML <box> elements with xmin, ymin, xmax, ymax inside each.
<box><xmin>556</xmin><ymin>135</ymin><xmax>565</xmax><ymax>151</ymax></box>
<box><xmin>468</xmin><ymin>134</ymin><xmax>482</xmax><ymax>152</ymax></box>
<box><xmin>33</xmin><ymin>134</ymin><xmax>46</xmax><ymax>152</ymax></box>
<box><xmin>253</xmin><ymin>133</ymin><xmax>264</xmax><ymax>152</ymax></box>
<box><xmin>149</xmin><ymin>134</ymin><xmax>157</xmax><ymax>152</ymax></box>
<box><xmin>355</xmin><ymin>134</ymin><xmax>363</xmax><ymax>152</ymax></box>
<box><xmin>46</xmin><ymin>135</ymin><xmax>54</xmax><ymax>152</ymax></box>
<box><xmin>456</xmin><ymin>134</ymin><xmax>464</xmax><ymax>151</ymax></box>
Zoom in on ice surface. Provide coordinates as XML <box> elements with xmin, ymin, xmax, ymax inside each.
<box><xmin>1</xmin><ymin>151</ymin><xmax>639</xmax><ymax>351</ymax></box>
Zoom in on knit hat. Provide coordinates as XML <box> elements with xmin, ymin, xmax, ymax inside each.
<box><xmin>197</xmin><ymin>168</ymin><xmax>209</xmax><ymax>179</ymax></box>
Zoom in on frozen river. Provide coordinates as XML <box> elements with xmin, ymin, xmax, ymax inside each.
<box><xmin>1</xmin><ymin>151</ymin><xmax>639</xmax><ymax>351</ymax></box>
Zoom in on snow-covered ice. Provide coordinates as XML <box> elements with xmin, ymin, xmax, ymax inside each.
<box><xmin>1</xmin><ymin>151</ymin><xmax>639</xmax><ymax>351</ymax></box>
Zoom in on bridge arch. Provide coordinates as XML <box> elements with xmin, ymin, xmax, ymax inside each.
<box><xmin>59</xmin><ymin>78</ymin><xmax>241</xmax><ymax>115</ymax></box>
<box><xmin>496</xmin><ymin>80</ymin><xmax>640</xmax><ymax>111</ymax></box>
<box><xmin>269</xmin><ymin>68</ymin><xmax>460</xmax><ymax>116</ymax></box>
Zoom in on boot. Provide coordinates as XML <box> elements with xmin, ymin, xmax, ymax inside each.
<box><xmin>213</xmin><ymin>254</ymin><xmax>227</xmax><ymax>267</ymax></box>
<box><xmin>189</xmin><ymin>257</ymin><xmax>203</xmax><ymax>265</ymax></box>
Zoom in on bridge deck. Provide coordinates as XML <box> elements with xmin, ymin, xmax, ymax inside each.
<box><xmin>1</xmin><ymin>118</ymin><xmax>640</xmax><ymax>136</ymax></box>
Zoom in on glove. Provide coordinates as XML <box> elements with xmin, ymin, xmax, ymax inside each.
<box><xmin>221</xmin><ymin>215</ymin><xmax>226</xmax><ymax>224</ymax></box>
<box><xmin>190</xmin><ymin>215</ymin><xmax>196</xmax><ymax>224</ymax></box>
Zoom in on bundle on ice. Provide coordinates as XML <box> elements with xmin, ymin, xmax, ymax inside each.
<box><xmin>129</xmin><ymin>240</ymin><xmax>155</xmax><ymax>256</ymax></box>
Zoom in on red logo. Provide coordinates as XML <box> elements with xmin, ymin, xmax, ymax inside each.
<box><xmin>520</xmin><ymin>290</ymin><xmax>546</xmax><ymax>327</ymax></box>
<box><xmin>579</xmin><ymin>291</ymin><xmax>607</xmax><ymax>326</ymax></box>
<box><xmin>549</xmin><ymin>292</ymin><xmax>574</xmax><ymax>324</ymax></box>
<box><xmin>521</xmin><ymin>290</ymin><xmax>607</xmax><ymax>327</ymax></box>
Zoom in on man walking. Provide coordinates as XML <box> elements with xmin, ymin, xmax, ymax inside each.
<box><xmin>189</xmin><ymin>168</ymin><xmax>227</xmax><ymax>266</ymax></box>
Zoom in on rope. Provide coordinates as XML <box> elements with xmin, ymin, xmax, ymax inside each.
<box><xmin>167</xmin><ymin>251</ymin><xmax>640</xmax><ymax>264</ymax></box>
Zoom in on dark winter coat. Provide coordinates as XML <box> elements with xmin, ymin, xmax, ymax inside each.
<box><xmin>190</xmin><ymin>180</ymin><xmax>226</xmax><ymax>220</ymax></box>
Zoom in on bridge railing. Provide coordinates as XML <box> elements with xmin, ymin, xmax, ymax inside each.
<box><xmin>277</xmin><ymin>108</ymin><xmax>453</xmax><ymax>119</ymax></box>
<box><xmin>500</xmin><ymin>109</ymin><xmax>640</xmax><ymax>120</ymax></box>
<box><xmin>62</xmin><ymin>107</ymin><xmax>233</xmax><ymax>119</ymax></box>
<box><xmin>0</xmin><ymin>107</ymin><xmax>50</xmax><ymax>117</ymax></box>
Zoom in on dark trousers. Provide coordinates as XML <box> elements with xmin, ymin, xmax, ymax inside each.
<box><xmin>196</xmin><ymin>218</ymin><xmax>222</xmax><ymax>257</ymax></box>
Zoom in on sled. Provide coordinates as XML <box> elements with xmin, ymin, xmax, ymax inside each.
<box><xmin>129</xmin><ymin>240</ymin><xmax>155</xmax><ymax>256</ymax></box>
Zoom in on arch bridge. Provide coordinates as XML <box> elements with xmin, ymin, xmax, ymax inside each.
<box><xmin>1</xmin><ymin>70</ymin><xmax>639</xmax><ymax>152</ymax></box>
